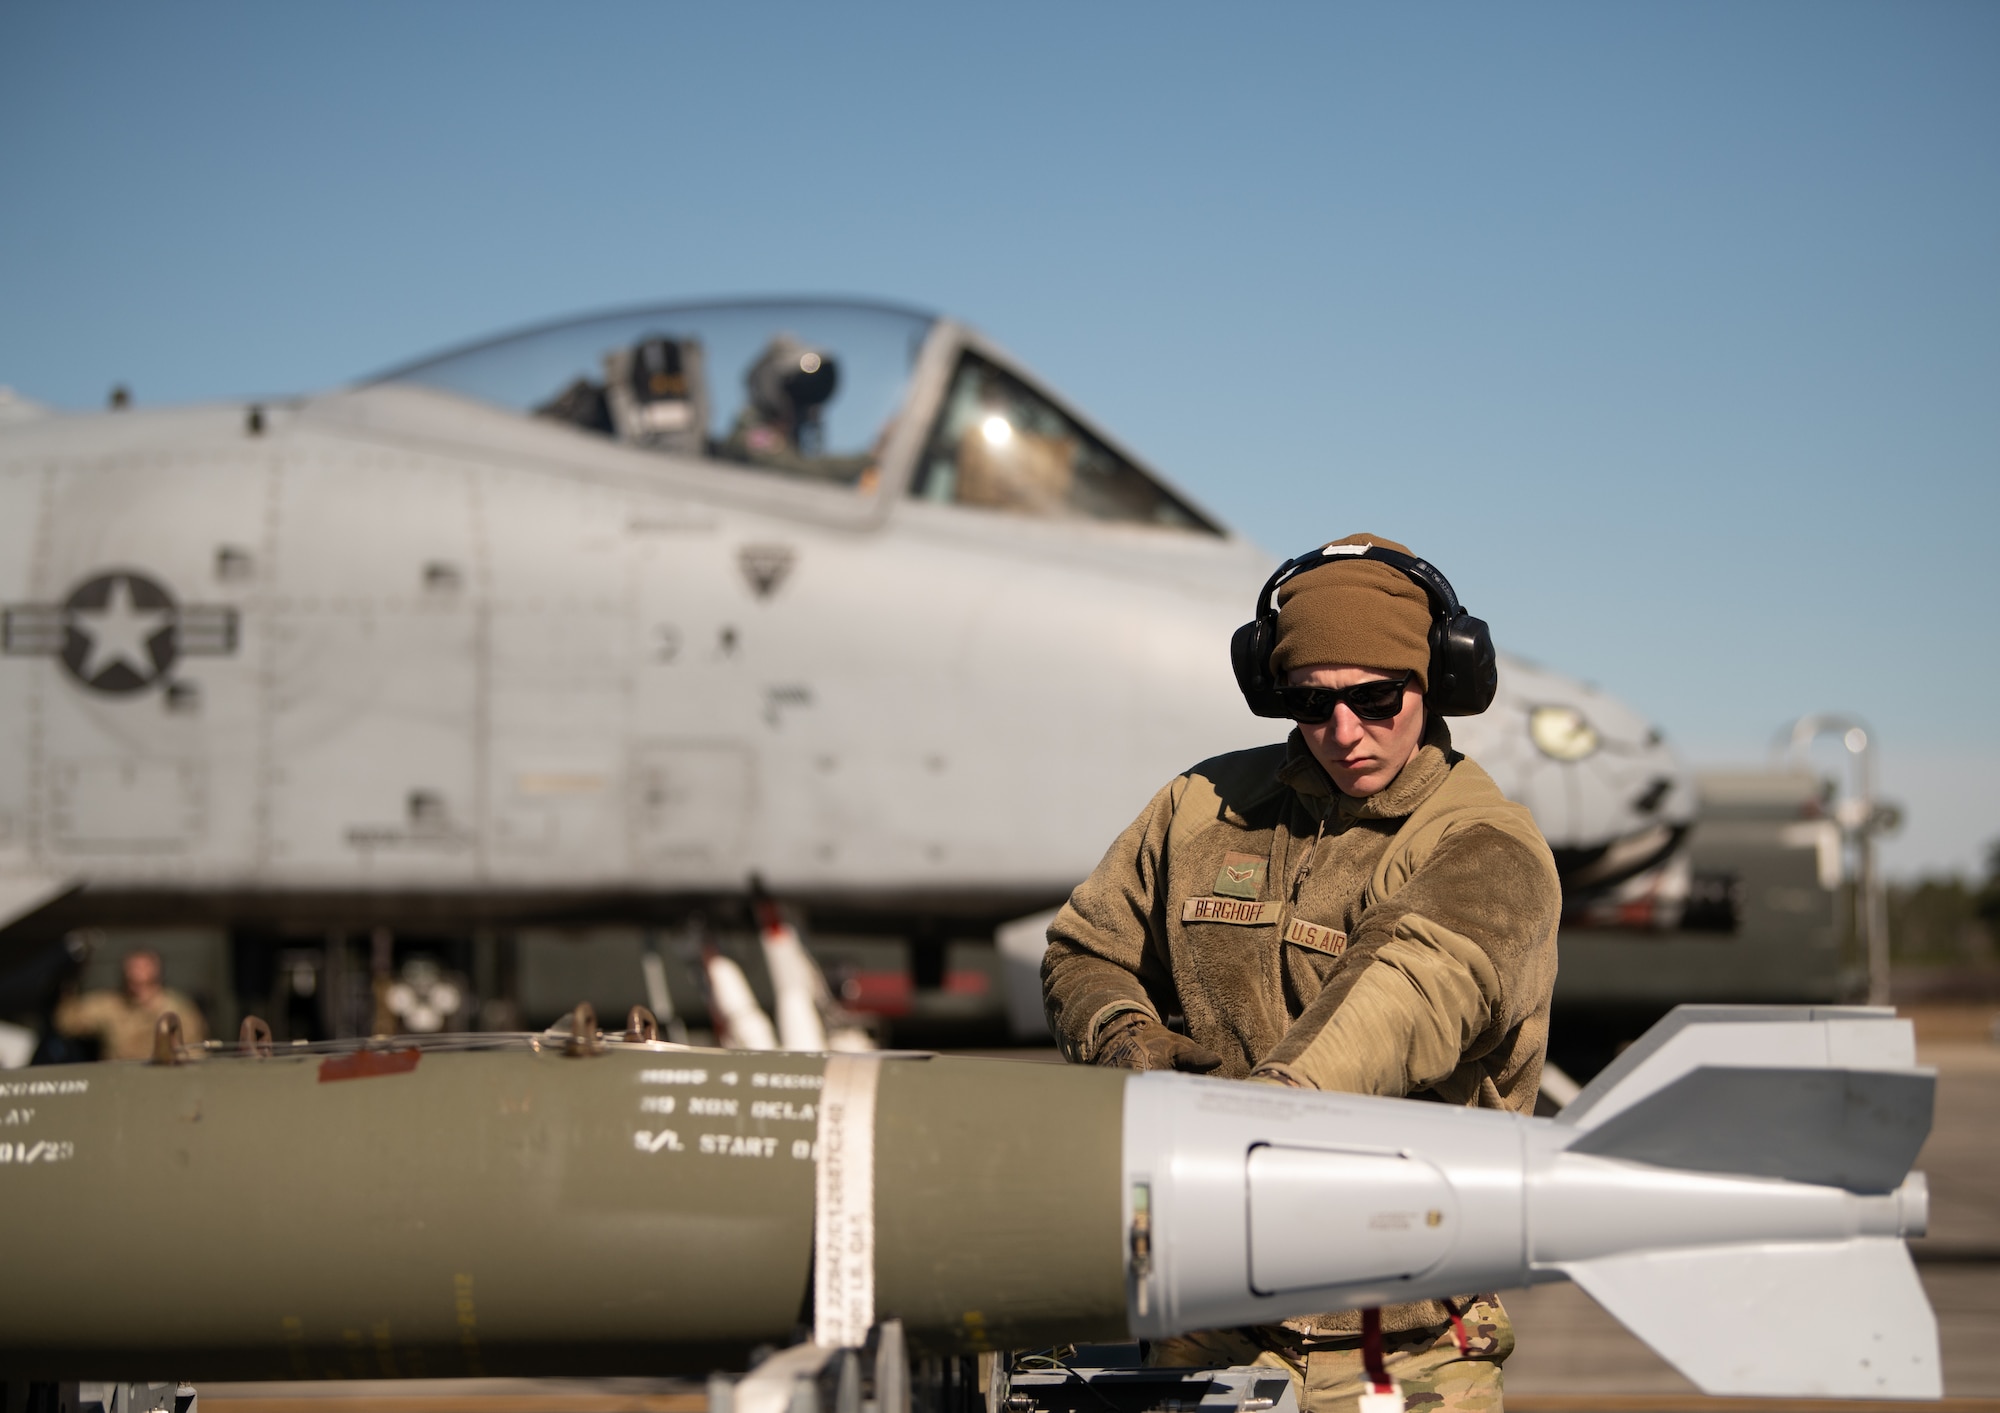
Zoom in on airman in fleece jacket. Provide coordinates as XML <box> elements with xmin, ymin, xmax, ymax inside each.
<box><xmin>1045</xmin><ymin>724</ymin><xmax>1560</xmax><ymax>1347</ymax></box>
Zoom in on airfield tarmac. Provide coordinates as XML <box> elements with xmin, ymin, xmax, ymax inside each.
<box><xmin>194</xmin><ymin>1006</ymin><xmax>2000</xmax><ymax>1413</ymax></box>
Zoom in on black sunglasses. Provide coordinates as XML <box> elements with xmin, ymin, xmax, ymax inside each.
<box><xmin>1272</xmin><ymin>672</ymin><xmax>1415</xmax><ymax>724</ymax></box>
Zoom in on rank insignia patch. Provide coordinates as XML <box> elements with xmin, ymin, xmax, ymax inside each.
<box><xmin>1213</xmin><ymin>851</ymin><xmax>1268</xmax><ymax>900</ymax></box>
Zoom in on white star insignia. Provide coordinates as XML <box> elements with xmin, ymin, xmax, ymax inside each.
<box><xmin>70</xmin><ymin>575</ymin><xmax>174</xmax><ymax>682</ymax></box>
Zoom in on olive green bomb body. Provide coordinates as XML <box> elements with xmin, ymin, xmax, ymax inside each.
<box><xmin>0</xmin><ymin>1046</ymin><xmax>1126</xmax><ymax>1379</ymax></box>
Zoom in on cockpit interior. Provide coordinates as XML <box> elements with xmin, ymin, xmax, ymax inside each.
<box><xmin>373</xmin><ymin>299</ymin><xmax>1218</xmax><ymax>533</ymax></box>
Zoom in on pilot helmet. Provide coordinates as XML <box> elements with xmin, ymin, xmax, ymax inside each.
<box><xmin>746</xmin><ymin>335</ymin><xmax>840</xmax><ymax>427</ymax></box>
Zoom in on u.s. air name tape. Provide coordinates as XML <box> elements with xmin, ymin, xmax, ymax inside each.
<box><xmin>1283</xmin><ymin>918</ymin><xmax>1347</xmax><ymax>956</ymax></box>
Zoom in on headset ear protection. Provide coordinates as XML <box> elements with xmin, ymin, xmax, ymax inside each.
<box><xmin>1230</xmin><ymin>544</ymin><xmax>1498</xmax><ymax>718</ymax></box>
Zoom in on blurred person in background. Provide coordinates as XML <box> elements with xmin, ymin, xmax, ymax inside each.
<box><xmin>54</xmin><ymin>945</ymin><xmax>208</xmax><ymax>1061</ymax></box>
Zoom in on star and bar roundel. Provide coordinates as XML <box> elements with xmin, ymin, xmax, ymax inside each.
<box><xmin>2</xmin><ymin>569</ymin><xmax>238</xmax><ymax>695</ymax></box>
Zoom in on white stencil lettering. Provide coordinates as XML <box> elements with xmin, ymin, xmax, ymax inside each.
<box><xmin>700</xmin><ymin>1132</ymin><xmax>778</xmax><ymax>1158</ymax></box>
<box><xmin>750</xmin><ymin>1100</ymin><xmax>815</xmax><ymax>1122</ymax></box>
<box><xmin>752</xmin><ymin>1072</ymin><xmax>823</xmax><ymax>1090</ymax></box>
<box><xmin>0</xmin><ymin>1079</ymin><xmax>87</xmax><ymax>1098</ymax></box>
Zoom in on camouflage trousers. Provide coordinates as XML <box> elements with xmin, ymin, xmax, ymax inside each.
<box><xmin>1148</xmin><ymin>1298</ymin><xmax>1513</xmax><ymax>1413</ymax></box>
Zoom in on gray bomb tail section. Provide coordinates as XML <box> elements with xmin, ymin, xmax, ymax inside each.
<box><xmin>1562</xmin><ymin>1237</ymin><xmax>1936</xmax><ymax>1399</ymax></box>
<box><xmin>1563</xmin><ymin>1064</ymin><xmax>1933</xmax><ymax>1191</ymax></box>
<box><xmin>1124</xmin><ymin>1004</ymin><xmax>1938</xmax><ymax>1400</ymax></box>
<box><xmin>1546</xmin><ymin>1005</ymin><xmax>1940</xmax><ymax>1398</ymax></box>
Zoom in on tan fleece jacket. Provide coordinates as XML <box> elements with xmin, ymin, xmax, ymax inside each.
<box><xmin>1042</xmin><ymin>719</ymin><xmax>1561</xmax><ymax>1334</ymax></box>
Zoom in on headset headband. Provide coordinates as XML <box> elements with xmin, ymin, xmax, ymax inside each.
<box><xmin>1256</xmin><ymin>542</ymin><xmax>1464</xmax><ymax>623</ymax></box>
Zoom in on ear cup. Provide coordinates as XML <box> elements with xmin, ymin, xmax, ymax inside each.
<box><xmin>1231</xmin><ymin>618</ymin><xmax>1290</xmax><ymax>718</ymax></box>
<box><xmin>1427</xmin><ymin>612</ymin><xmax>1498</xmax><ymax>716</ymax></box>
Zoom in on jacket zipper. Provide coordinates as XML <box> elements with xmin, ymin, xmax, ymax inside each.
<box><xmin>1290</xmin><ymin>807</ymin><xmax>1330</xmax><ymax>902</ymax></box>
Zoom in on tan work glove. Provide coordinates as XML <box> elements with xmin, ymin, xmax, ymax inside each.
<box><xmin>1092</xmin><ymin>1012</ymin><xmax>1223</xmax><ymax>1073</ymax></box>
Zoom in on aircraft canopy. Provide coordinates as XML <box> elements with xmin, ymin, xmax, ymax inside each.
<box><xmin>373</xmin><ymin>299</ymin><xmax>935</xmax><ymax>490</ymax></box>
<box><xmin>373</xmin><ymin>297</ymin><xmax>1217</xmax><ymax>533</ymax></box>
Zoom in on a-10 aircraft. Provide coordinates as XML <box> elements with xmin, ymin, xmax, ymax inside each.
<box><xmin>0</xmin><ymin>298</ymin><xmax>1692</xmax><ymax>1032</ymax></box>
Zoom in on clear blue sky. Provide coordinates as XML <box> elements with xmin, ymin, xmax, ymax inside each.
<box><xmin>3</xmin><ymin>2</ymin><xmax>1995</xmax><ymax>877</ymax></box>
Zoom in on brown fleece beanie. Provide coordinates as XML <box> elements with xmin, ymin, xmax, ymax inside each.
<box><xmin>1272</xmin><ymin>533</ymin><xmax>1435</xmax><ymax>691</ymax></box>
